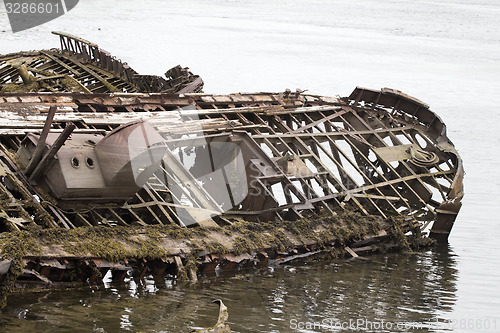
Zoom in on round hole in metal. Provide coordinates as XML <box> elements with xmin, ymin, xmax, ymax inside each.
<box><xmin>71</xmin><ymin>157</ymin><xmax>80</xmax><ymax>168</ymax></box>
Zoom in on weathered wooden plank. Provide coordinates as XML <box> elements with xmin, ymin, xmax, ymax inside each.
<box><xmin>24</xmin><ymin>106</ymin><xmax>57</xmax><ymax>175</ymax></box>
<box><xmin>29</xmin><ymin>123</ymin><xmax>75</xmax><ymax>182</ymax></box>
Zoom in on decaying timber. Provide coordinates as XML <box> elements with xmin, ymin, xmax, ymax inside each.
<box><xmin>0</xmin><ymin>33</ymin><xmax>463</xmax><ymax>310</ymax></box>
<box><xmin>0</xmin><ymin>32</ymin><xmax>203</xmax><ymax>94</ymax></box>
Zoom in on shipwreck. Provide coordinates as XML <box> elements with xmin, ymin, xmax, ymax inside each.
<box><xmin>0</xmin><ymin>32</ymin><xmax>463</xmax><ymax>308</ymax></box>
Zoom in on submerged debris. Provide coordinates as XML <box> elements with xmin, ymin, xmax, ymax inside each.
<box><xmin>192</xmin><ymin>300</ymin><xmax>231</xmax><ymax>333</ymax></box>
<box><xmin>0</xmin><ymin>33</ymin><xmax>463</xmax><ymax>309</ymax></box>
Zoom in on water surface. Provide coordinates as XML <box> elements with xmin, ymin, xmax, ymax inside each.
<box><xmin>1</xmin><ymin>247</ymin><xmax>460</xmax><ymax>333</ymax></box>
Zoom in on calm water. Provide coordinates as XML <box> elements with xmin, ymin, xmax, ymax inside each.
<box><xmin>1</xmin><ymin>0</ymin><xmax>499</xmax><ymax>332</ymax></box>
<box><xmin>0</xmin><ymin>248</ymin><xmax>459</xmax><ymax>333</ymax></box>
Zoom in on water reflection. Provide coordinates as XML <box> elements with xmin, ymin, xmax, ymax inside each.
<box><xmin>0</xmin><ymin>246</ymin><xmax>458</xmax><ymax>333</ymax></box>
<box><xmin>255</xmin><ymin>245</ymin><xmax>459</xmax><ymax>333</ymax></box>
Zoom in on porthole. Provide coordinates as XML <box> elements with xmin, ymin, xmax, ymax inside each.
<box><xmin>71</xmin><ymin>157</ymin><xmax>80</xmax><ymax>168</ymax></box>
<box><xmin>86</xmin><ymin>157</ymin><xmax>95</xmax><ymax>168</ymax></box>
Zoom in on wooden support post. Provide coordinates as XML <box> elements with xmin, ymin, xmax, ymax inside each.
<box><xmin>29</xmin><ymin>123</ymin><xmax>75</xmax><ymax>183</ymax></box>
<box><xmin>17</xmin><ymin>64</ymin><xmax>32</xmax><ymax>85</ymax></box>
<box><xmin>24</xmin><ymin>106</ymin><xmax>57</xmax><ymax>175</ymax></box>
<box><xmin>188</xmin><ymin>266</ymin><xmax>198</xmax><ymax>283</ymax></box>
<box><xmin>174</xmin><ymin>256</ymin><xmax>183</xmax><ymax>273</ymax></box>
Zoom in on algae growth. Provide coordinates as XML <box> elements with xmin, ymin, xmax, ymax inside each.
<box><xmin>0</xmin><ymin>209</ymin><xmax>433</xmax><ymax>311</ymax></box>
<box><xmin>0</xmin><ymin>210</ymin><xmax>426</xmax><ymax>262</ymax></box>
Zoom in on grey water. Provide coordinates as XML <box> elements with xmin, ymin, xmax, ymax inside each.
<box><xmin>0</xmin><ymin>0</ymin><xmax>499</xmax><ymax>332</ymax></box>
